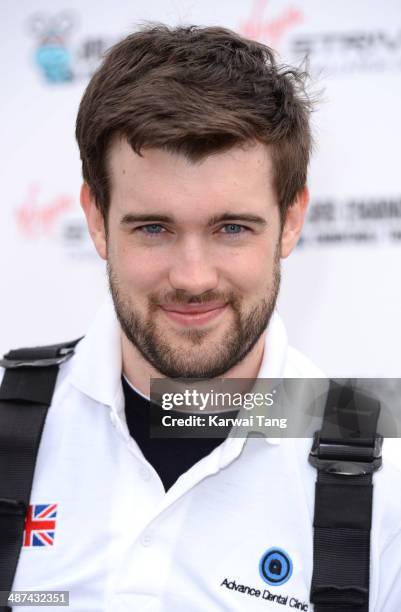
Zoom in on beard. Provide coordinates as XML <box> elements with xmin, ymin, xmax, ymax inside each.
<box><xmin>108</xmin><ymin>250</ymin><xmax>281</xmax><ymax>379</ymax></box>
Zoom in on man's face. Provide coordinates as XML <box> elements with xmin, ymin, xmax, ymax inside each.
<box><xmin>94</xmin><ymin>139</ymin><xmax>288</xmax><ymax>378</ymax></box>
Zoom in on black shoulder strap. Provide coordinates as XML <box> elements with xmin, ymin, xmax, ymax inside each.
<box><xmin>0</xmin><ymin>339</ymin><xmax>80</xmax><ymax>612</ymax></box>
<box><xmin>309</xmin><ymin>380</ymin><xmax>383</xmax><ymax>612</ymax></box>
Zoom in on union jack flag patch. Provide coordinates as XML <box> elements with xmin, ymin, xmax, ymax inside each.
<box><xmin>23</xmin><ymin>503</ymin><xmax>58</xmax><ymax>547</ymax></box>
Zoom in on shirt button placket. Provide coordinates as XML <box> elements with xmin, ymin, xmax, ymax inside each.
<box><xmin>141</xmin><ymin>531</ymin><xmax>153</xmax><ymax>547</ymax></box>
<box><xmin>140</xmin><ymin>466</ymin><xmax>151</xmax><ymax>482</ymax></box>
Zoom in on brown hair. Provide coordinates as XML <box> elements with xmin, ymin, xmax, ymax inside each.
<box><xmin>75</xmin><ymin>24</ymin><xmax>313</xmax><ymax>224</ymax></box>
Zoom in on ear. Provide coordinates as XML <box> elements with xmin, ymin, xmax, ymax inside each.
<box><xmin>80</xmin><ymin>183</ymin><xmax>107</xmax><ymax>260</ymax></box>
<box><xmin>280</xmin><ymin>185</ymin><xmax>309</xmax><ymax>259</ymax></box>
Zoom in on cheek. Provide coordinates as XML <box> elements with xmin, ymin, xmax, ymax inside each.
<box><xmin>112</xmin><ymin>241</ymin><xmax>168</xmax><ymax>290</ymax></box>
<box><xmin>221</xmin><ymin>244</ymin><xmax>278</xmax><ymax>294</ymax></box>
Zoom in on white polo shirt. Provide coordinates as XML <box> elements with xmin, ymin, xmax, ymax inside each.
<box><xmin>2</xmin><ymin>297</ymin><xmax>401</xmax><ymax>611</ymax></box>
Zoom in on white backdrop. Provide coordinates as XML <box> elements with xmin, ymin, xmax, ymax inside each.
<box><xmin>1</xmin><ymin>0</ymin><xmax>401</xmax><ymax>377</ymax></box>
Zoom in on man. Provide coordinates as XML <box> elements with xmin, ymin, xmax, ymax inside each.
<box><xmin>1</xmin><ymin>24</ymin><xmax>401</xmax><ymax>611</ymax></box>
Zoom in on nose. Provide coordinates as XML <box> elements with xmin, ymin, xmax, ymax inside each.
<box><xmin>168</xmin><ymin>236</ymin><xmax>219</xmax><ymax>296</ymax></box>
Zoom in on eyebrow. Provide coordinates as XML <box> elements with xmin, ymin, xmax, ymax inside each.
<box><xmin>120</xmin><ymin>212</ymin><xmax>268</xmax><ymax>227</ymax></box>
<box><xmin>121</xmin><ymin>213</ymin><xmax>174</xmax><ymax>225</ymax></box>
<box><xmin>208</xmin><ymin>213</ymin><xmax>267</xmax><ymax>227</ymax></box>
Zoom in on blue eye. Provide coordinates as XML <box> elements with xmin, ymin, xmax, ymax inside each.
<box><xmin>140</xmin><ymin>224</ymin><xmax>164</xmax><ymax>234</ymax></box>
<box><xmin>221</xmin><ymin>224</ymin><xmax>245</xmax><ymax>235</ymax></box>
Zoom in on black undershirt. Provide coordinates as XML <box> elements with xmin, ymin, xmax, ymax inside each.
<box><xmin>122</xmin><ymin>376</ymin><xmax>233</xmax><ymax>491</ymax></box>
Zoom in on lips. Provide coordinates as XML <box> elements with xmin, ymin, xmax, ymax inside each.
<box><xmin>160</xmin><ymin>302</ymin><xmax>227</xmax><ymax>314</ymax></box>
<box><xmin>159</xmin><ymin>302</ymin><xmax>228</xmax><ymax>326</ymax></box>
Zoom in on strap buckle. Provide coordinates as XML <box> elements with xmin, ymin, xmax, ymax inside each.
<box><xmin>0</xmin><ymin>347</ymin><xmax>75</xmax><ymax>369</ymax></box>
<box><xmin>309</xmin><ymin>431</ymin><xmax>383</xmax><ymax>476</ymax></box>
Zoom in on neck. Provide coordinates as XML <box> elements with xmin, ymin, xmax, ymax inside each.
<box><xmin>121</xmin><ymin>331</ymin><xmax>267</xmax><ymax>399</ymax></box>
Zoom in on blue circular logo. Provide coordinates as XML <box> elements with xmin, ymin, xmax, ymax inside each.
<box><xmin>259</xmin><ymin>548</ymin><xmax>293</xmax><ymax>586</ymax></box>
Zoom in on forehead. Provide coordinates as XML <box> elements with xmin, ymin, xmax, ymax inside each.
<box><xmin>107</xmin><ymin>137</ymin><xmax>276</xmax><ymax>213</ymax></box>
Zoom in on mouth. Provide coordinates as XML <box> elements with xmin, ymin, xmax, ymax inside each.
<box><xmin>159</xmin><ymin>302</ymin><xmax>228</xmax><ymax>327</ymax></box>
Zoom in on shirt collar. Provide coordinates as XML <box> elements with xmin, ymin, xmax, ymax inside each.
<box><xmin>221</xmin><ymin>310</ymin><xmax>288</xmax><ymax>452</ymax></box>
<box><xmin>69</xmin><ymin>294</ymin><xmax>122</xmax><ymax>408</ymax></box>
<box><xmin>248</xmin><ymin>309</ymin><xmax>288</xmax><ymax>445</ymax></box>
<box><xmin>69</xmin><ymin>296</ymin><xmax>288</xmax><ymax>447</ymax></box>
<box><xmin>257</xmin><ymin>309</ymin><xmax>289</xmax><ymax>379</ymax></box>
